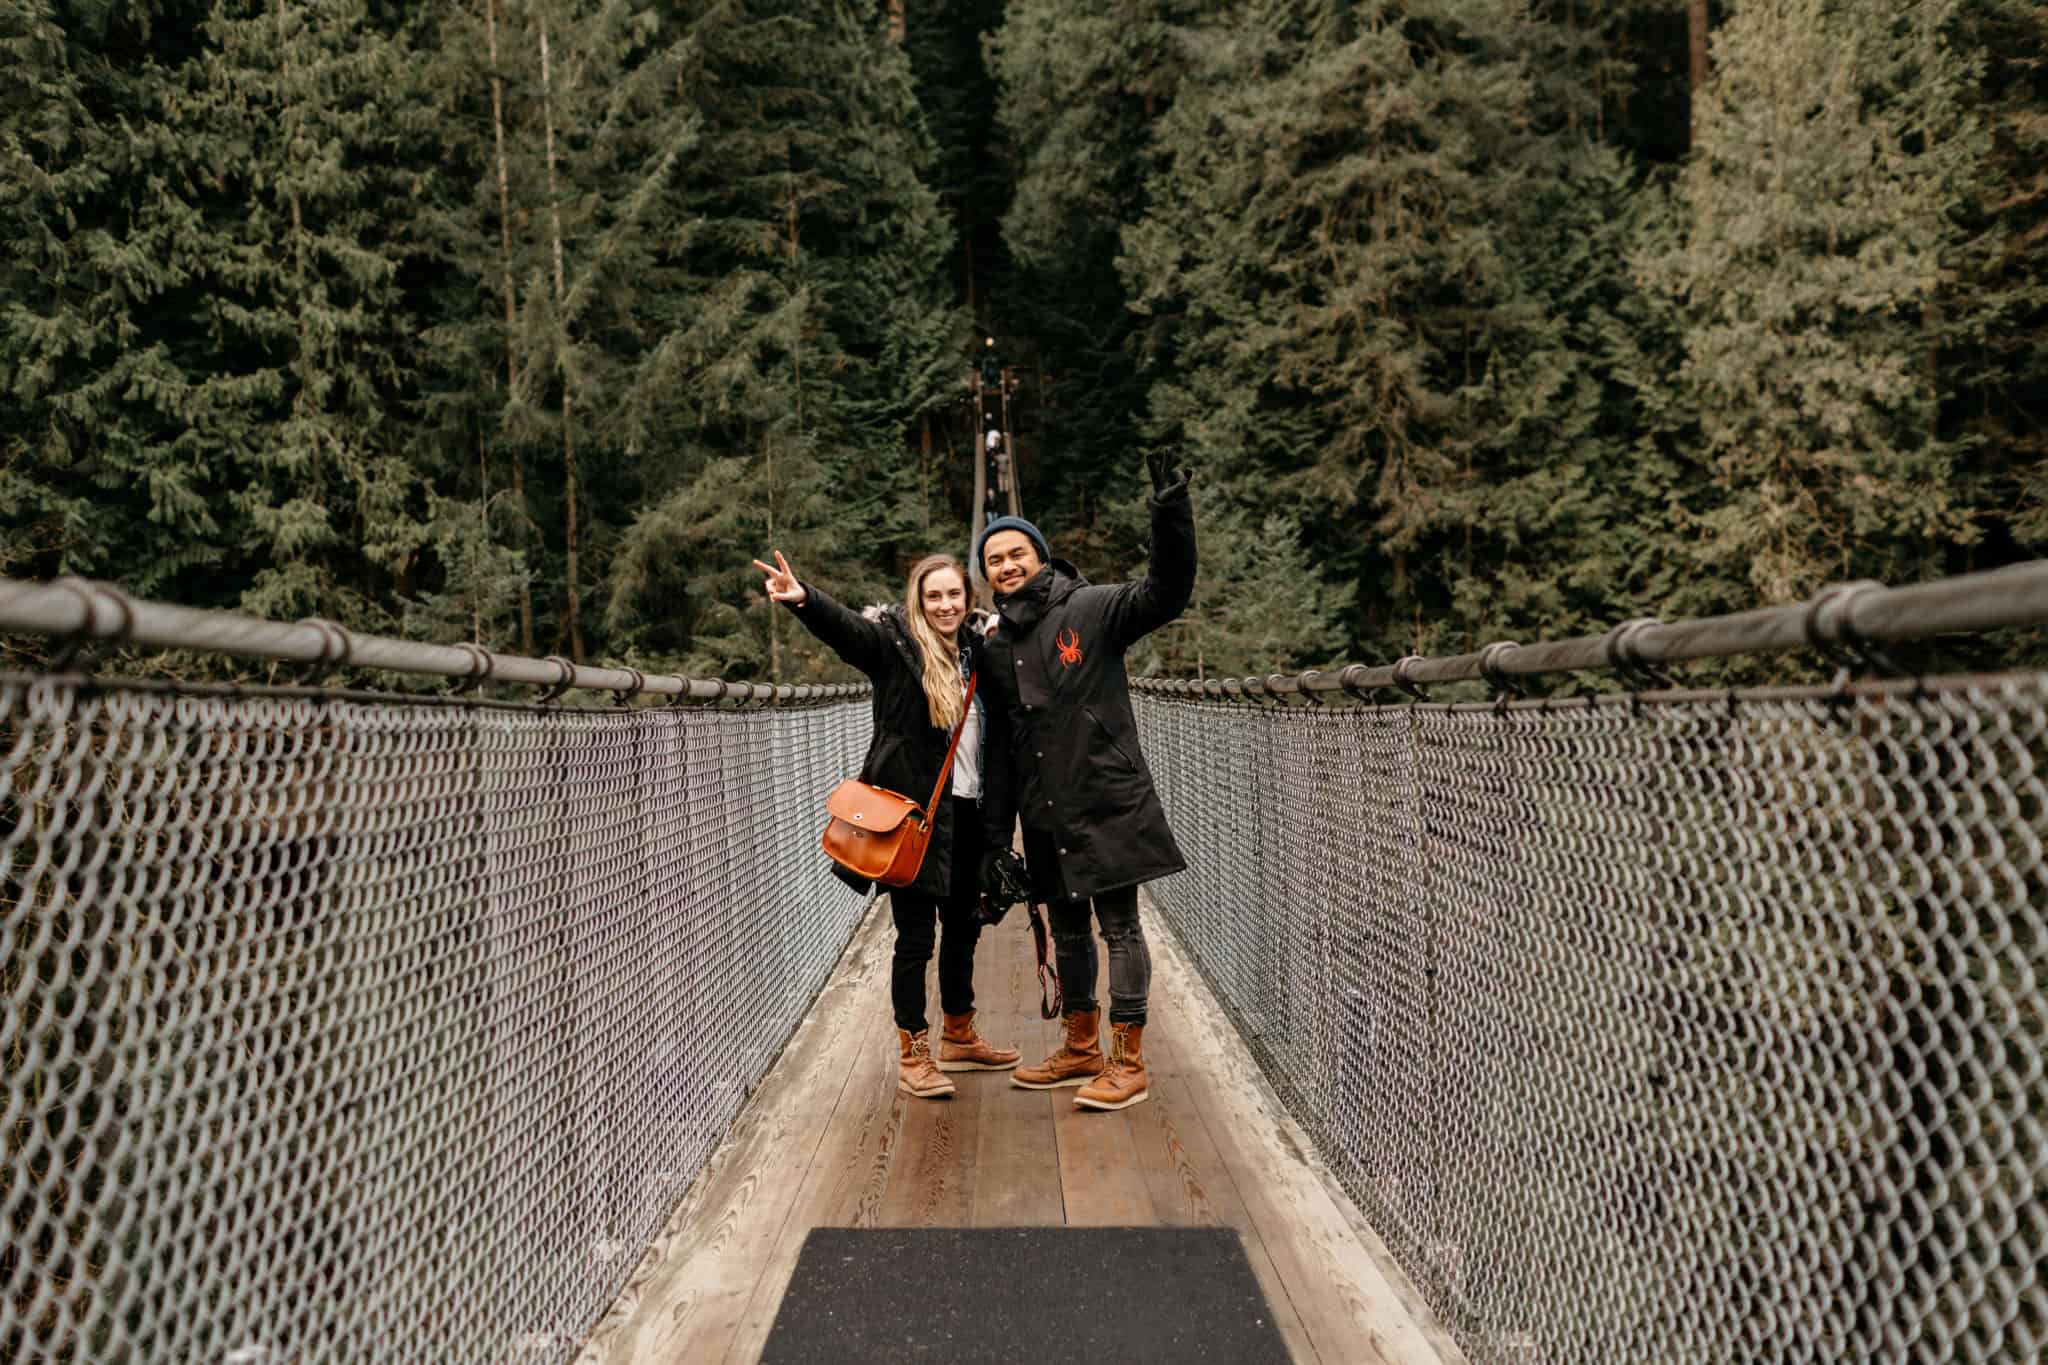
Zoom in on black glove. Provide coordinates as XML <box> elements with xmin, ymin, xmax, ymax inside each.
<box><xmin>1144</xmin><ymin>450</ymin><xmax>1193</xmax><ymax>496</ymax></box>
<box><xmin>980</xmin><ymin>848</ymin><xmax>1032</xmax><ymax>907</ymax></box>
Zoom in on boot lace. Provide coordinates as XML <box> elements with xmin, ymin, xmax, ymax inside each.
<box><xmin>1100</xmin><ymin>1026</ymin><xmax>1127</xmax><ymax>1079</ymax></box>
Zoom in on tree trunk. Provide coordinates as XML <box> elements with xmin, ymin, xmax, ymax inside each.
<box><xmin>765</xmin><ymin>429</ymin><xmax>781</xmax><ymax>683</ymax></box>
<box><xmin>1688</xmin><ymin>0</ymin><xmax>1712</xmax><ymax>148</ymax></box>
<box><xmin>537</xmin><ymin>10</ymin><xmax>584</xmax><ymax>662</ymax></box>
<box><xmin>512</xmin><ymin>459</ymin><xmax>535</xmax><ymax>654</ymax></box>
<box><xmin>276</xmin><ymin>1</ymin><xmax>304</xmax><ymax>263</ymax></box>
<box><xmin>476</xmin><ymin>433</ymin><xmax>489</xmax><ymax>644</ymax></box>
<box><xmin>484</xmin><ymin>0</ymin><xmax>532</xmax><ymax>654</ymax></box>
<box><xmin>920</xmin><ymin>414</ymin><xmax>932</xmax><ymax>533</ymax></box>
<box><xmin>886</xmin><ymin>0</ymin><xmax>904</xmax><ymax>45</ymax></box>
<box><xmin>786</xmin><ymin>171</ymin><xmax>803</xmax><ymax>432</ymax></box>
<box><xmin>962</xmin><ymin>225</ymin><xmax>975</xmax><ymax>315</ymax></box>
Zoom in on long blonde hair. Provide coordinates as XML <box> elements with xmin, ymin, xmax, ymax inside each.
<box><xmin>904</xmin><ymin>554</ymin><xmax>968</xmax><ymax>730</ymax></box>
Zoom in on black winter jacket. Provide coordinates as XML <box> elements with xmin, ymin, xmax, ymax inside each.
<box><xmin>979</xmin><ymin>483</ymin><xmax>1196</xmax><ymax>900</ymax></box>
<box><xmin>784</xmin><ymin>585</ymin><xmax>985</xmax><ymax>900</ymax></box>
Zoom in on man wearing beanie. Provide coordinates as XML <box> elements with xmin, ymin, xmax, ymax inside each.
<box><xmin>975</xmin><ymin>452</ymin><xmax>1196</xmax><ymax>1112</ymax></box>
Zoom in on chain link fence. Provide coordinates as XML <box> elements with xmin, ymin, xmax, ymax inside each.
<box><xmin>1136</xmin><ymin>674</ymin><xmax>2048</xmax><ymax>1365</ymax></box>
<box><xmin>2</xmin><ymin>676</ymin><xmax>870</xmax><ymax>1363</ymax></box>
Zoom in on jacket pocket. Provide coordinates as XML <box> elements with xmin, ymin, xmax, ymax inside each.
<box><xmin>1083</xmin><ymin>706</ymin><xmax>1139</xmax><ymax>774</ymax></box>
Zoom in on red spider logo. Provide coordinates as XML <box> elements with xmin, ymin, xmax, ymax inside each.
<box><xmin>1056</xmin><ymin>628</ymin><xmax>1084</xmax><ymax>667</ymax></box>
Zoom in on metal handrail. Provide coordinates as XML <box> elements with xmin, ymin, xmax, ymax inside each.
<box><xmin>1135</xmin><ymin>560</ymin><xmax>2048</xmax><ymax>700</ymax></box>
<box><xmin>0</xmin><ymin>574</ymin><xmax>868</xmax><ymax>704</ymax></box>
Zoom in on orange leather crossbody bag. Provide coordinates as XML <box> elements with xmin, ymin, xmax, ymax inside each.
<box><xmin>821</xmin><ymin>670</ymin><xmax>979</xmax><ymax>888</ymax></box>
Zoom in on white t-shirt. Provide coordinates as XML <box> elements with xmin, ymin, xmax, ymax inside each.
<box><xmin>950</xmin><ymin>679</ymin><xmax>981</xmax><ymax>799</ymax></box>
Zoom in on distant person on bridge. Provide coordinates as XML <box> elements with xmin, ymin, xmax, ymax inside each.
<box><xmin>753</xmin><ymin>549</ymin><xmax>1021</xmax><ymax>1099</ymax></box>
<box><xmin>975</xmin><ymin>452</ymin><xmax>1195</xmax><ymax>1111</ymax></box>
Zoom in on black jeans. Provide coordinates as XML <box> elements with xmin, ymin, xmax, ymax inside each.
<box><xmin>1048</xmin><ymin>885</ymin><xmax>1149</xmax><ymax>1025</ymax></box>
<box><xmin>886</xmin><ymin>796</ymin><xmax>986</xmax><ymax>1034</ymax></box>
<box><xmin>1025</xmin><ymin>836</ymin><xmax>1151</xmax><ymax>1025</ymax></box>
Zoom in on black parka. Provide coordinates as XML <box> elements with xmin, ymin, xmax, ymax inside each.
<box><xmin>784</xmin><ymin>586</ymin><xmax>985</xmax><ymax>900</ymax></box>
<box><xmin>979</xmin><ymin>483</ymin><xmax>1196</xmax><ymax>900</ymax></box>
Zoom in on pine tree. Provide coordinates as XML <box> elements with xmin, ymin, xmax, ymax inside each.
<box><xmin>0</xmin><ymin>1</ymin><xmax>229</xmax><ymax>595</ymax></box>
<box><xmin>604</xmin><ymin>0</ymin><xmax>964</xmax><ymax>683</ymax></box>
<box><xmin>904</xmin><ymin>0</ymin><xmax>1008</xmax><ymax>315</ymax></box>
<box><xmin>403</xmin><ymin>0</ymin><xmax>704</xmax><ymax>661</ymax></box>
<box><xmin>1947</xmin><ymin>0</ymin><xmax>2048</xmax><ymax>560</ymax></box>
<box><xmin>509</xmin><ymin>0</ymin><xmax>700</xmax><ymax>661</ymax></box>
<box><xmin>184</xmin><ymin>0</ymin><xmax>431</xmax><ymax>629</ymax></box>
<box><xmin>1637</xmin><ymin>0</ymin><xmax>1990</xmax><ymax>609</ymax></box>
<box><xmin>1135</xmin><ymin>498</ymin><xmax>1357</xmax><ymax>680</ymax></box>
<box><xmin>1</xmin><ymin>0</ymin><xmax>439</xmax><ymax>632</ymax></box>
<box><xmin>987</xmin><ymin>0</ymin><xmax>1198</xmax><ymax>554</ymax></box>
<box><xmin>402</xmin><ymin>0</ymin><xmax>541</xmax><ymax>652</ymax></box>
<box><xmin>1122</xmin><ymin>0</ymin><xmax>1640</xmax><ymax>664</ymax></box>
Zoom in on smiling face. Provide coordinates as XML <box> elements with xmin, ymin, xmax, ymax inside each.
<box><xmin>982</xmin><ymin>531</ymin><xmax>1044</xmax><ymax>596</ymax></box>
<box><xmin>919</xmin><ymin>565</ymin><xmax>968</xmax><ymax>639</ymax></box>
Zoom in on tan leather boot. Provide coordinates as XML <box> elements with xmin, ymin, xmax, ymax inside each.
<box><xmin>898</xmin><ymin>1028</ymin><xmax>956</xmax><ymax>1098</ymax></box>
<box><xmin>937</xmin><ymin>1010</ymin><xmax>1021</xmax><ymax>1072</ymax></box>
<box><xmin>1010</xmin><ymin>1008</ymin><xmax>1105</xmax><ymax>1090</ymax></box>
<box><xmin>1074</xmin><ymin>1021</ymin><xmax>1149</xmax><ymax>1111</ymax></box>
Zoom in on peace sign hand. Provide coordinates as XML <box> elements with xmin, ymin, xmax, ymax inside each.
<box><xmin>751</xmin><ymin>550</ymin><xmax>806</xmax><ymax>605</ymax></box>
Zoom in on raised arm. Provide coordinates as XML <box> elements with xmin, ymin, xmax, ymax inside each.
<box><xmin>752</xmin><ymin>549</ymin><xmax>893</xmax><ymax>677</ymax></box>
<box><xmin>1096</xmin><ymin>458</ymin><xmax>1197</xmax><ymax>651</ymax></box>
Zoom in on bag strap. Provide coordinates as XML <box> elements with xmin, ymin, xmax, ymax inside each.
<box><xmin>920</xmin><ymin>668</ymin><xmax>979</xmax><ymax>821</ymax></box>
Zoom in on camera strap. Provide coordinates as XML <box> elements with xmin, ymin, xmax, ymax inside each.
<box><xmin>1026</xmin><ymin>904</ymin><xmax>1062</xmax><ymax>1020</ymax></box>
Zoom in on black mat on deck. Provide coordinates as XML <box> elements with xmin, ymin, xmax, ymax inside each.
<box><xmin>759</xmin><ymin>1226</ymin><xmax>1291</xmax><ymax>1363</ymax></box>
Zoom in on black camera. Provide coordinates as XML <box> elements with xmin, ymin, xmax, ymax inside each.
<box><xmin>978</xmin><ymin>850</ymin><xmax>1032</xmax><ymax>924</ymax></box>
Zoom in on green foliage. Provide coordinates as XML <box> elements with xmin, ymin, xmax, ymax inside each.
<box><xmin>601</xmin><ymin>0</ymin><xmax>967</xmax><ymax>681</ymax></box>
<box><xmin>986</xmin><ymin>0</ymin><xmax>1199</xmax><ymax>544</ymax></box>
<box><xmin>1136</xmin><ymin>494</ymin><xmax>1358</xmax><ymax>679</ymax></box>
<box><xmin>3</xmin><ymin>0</ymin><xmax>2044</xmax><ymax>687</ymax></box>
<box><xmin>2</xmin><ymin>0</ymin><xmax>227</xmax><ymax>592</ymax></box>
<box><xmin>1948</xmin><ymin>0</ymin><xmax>2048</xmax><ymax>556</ymax></box>
<box><xmin>1637</xmin><ymin>0</ymin><xmax>1990</xmax><ymax>609</ymax></box>
<box><xmin>189</xmin><ymin>0</ymin><xmax>433</xmax><ymax>629</ymax></box>
<box><xmin>1119</xmin><ymin>0</ymin><xmax>1655</xmax><ymax>661</ymax></box>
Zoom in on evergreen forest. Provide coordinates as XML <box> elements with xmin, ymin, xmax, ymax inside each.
<box><xmin>5</xmin><ymin>0</ymin><xmax>2045</xmax><ymax>685</ymax></box>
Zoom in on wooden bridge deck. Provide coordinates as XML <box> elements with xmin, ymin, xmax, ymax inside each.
<box><xmin>579</xmin><ymin>897</ymin><xmax>1457</xmax><ymax>1365</ymax></box>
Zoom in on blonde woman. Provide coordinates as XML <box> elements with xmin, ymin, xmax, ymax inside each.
<box><xmin>752</xmin><ymin>549</ymin><xmax>1020</xmax><ymax>1097</ymax></box>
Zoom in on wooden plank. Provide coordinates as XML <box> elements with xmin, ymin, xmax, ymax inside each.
<box><xmin>1054</xmin><ymin>1109</ymin><xmax>1154</xmax><ymax>1228</ymax></box>
<box><xmin>579</xmin><ymin>903</ymin><xmax>895</xmax><ymax>1365</ymax></box>
<box><xmin>1043</xmin><ymin>919</ymin><xmax>1318</xmax><ymax>1358</ymax></box>
<box><xmin>592</xmin><ymin>888</ymin><xmax>1459</xmax><ymax>1365</ymax></box>
<box><xmin>1142</xmin><ymin>901</ymin><xmax>1464</xmax><ymax>1365</ymax></box>
<box><xmin>712</xmin><ymin>973</ymin><xmax>912</xmax><ymax>1361</ymax></box>
<box><xmin>1138</xmin><ymin>1021</ymin><xmax>1321</xmax><ymax>1363</ymax></box>
<box><xmin>1048</xmin><ymin>933</ymin><xmax>1159</xmax><ymax>1226</ymax></box>
<box><xmin>1122</xmin><ymin>1023</ymin><xmax>1227</xmax><ymax>1228</ymax></box>
<box><xmin>798</xmin><ymin>1004</ymin><xmax>910</xmax><ymax>1230</ymax></box>
<box><xmin>969</xmin><ymin>916</ymin><xmax>1063</xmax><ymax>1226</ymax></box>
<box><xmin>876</xmin><ymin>973</ymin><xmax>980</xmax><ymax>1227</ymax></box>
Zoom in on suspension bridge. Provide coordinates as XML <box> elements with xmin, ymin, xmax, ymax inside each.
<box><xmin>3</xmin><ymin>564</ymin><xmax>2046</xmax><ymax>1364</ymax></box>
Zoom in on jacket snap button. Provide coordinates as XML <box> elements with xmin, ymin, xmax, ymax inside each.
<box><xmin>1035</xmin><ymin>751</ymin><xmax>1043</xmax><ymax>758</ymax></box>
<box><xmin>1059</xmin><ymin>847</ymin><xmax>1068</xmax><ymax>855</ymax></box>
